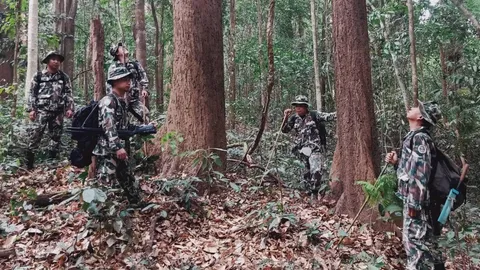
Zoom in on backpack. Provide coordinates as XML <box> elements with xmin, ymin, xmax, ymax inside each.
<box><xmin>408</xmin><ymin>130</ymin><xmax>467</xmax><ymax>211</ymax></box>
<box><xmin>309</xmin><ymin>111</ymin><xmax>328</xmax><ymax>146</ymax></box>
<box><xmin>69</xmin><ymin>94</ymin><xmax>118</xmax><ymax>168</ymax></box>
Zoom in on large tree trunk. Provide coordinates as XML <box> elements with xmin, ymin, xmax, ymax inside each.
<box><xmin>24</xmin><ymin>0</ymin><xmax>39</xmax><ymax>103</ymax></box>
<box><xmin>248</xmin><ymin>0</ymin><xmax>275</xmax><ymax>156</ymax></box>
<box><xmin>311</xmin><ymin>0</ymin><xmax>322</xmax><ymax>111</ymax></box>
<box><xmin>135</xmin><ymin>0</ymin><xmax>148</xmax><ymax>108</ymax></box>
<box><xmin>330</xmin><ymin>0</ymin><xmax>379</xmax><ymax>222</ymax></box>
<box><xmin>228</xmin><ymin>0</ymin><xmax>236</xmax><ymax>129</ymax></box>
<box><xmin>54</xmin><ymin>0</ymin><xmax>64</xmax><ymax>53</ymax></box>
<box><xmin>10</xmin><ymin>0</ymin><xmax>22</xmax><ymax>117</ymax></box>
<box><xmin>151</xmin><ymin>0</ymin><xmax>165</xmax><ymax>112</ymax></box>
<box><xmin>62</xmin><ymin>0</ymin><xmax>78</xmax><ymax>78</ymax></box>
<box><xmin>90</xmin><ymin>17</ymin><xmax>105</xmax><ymax>101</ymax></box>
<box><xmin>407</xmin><ymin>0</ymin><xmax>419</xmax><ymax>106</ymax></box>
<box><xmin>449</xmin><ymin>0</ymin><xmax>480</xmax><ymax>38</ymax></box>
<box><xmin>158</xmin><ymin>0</ymin><xmax>226</xmax><ymax>175</ymax></box>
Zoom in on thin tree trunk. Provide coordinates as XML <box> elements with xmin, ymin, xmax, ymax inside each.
<box><xmin>151</xmin><ymin>0</ymin><xmax>165</xmax><ymax>112</ymax></box>
<box><xmin>248</xmin><ymin>0</ymin><xmax>275</xmax><ymax>155</ymax></box>
<box><xmin>311</xmin><ymin>0</ymin><xmax>322</xmax><ymax>111</ymax></box>
<box><xmin>449</xmin><ymin>0</ymin><xmax>480</xmax><ymax>38</ymax></box>
<box><xmin>90</xmin><ymin>17</ymin><xmax>105</xmax><ymax>101</ymax></box>
<box><xmin>135</xmin><ymin>0</ymin><xmax>148</xmax><ymax>108</ymax></box>
<box><xmin>319</xmin><ymin>0</ymin><xmax>327</xmax><ymax>111</ymax></box>
<box><xmin>257</xmin><ymin>0</ymin><xmax>264</xmax><ymax>111</ymax></box>
<box><xmin>10</xmin><ymin>0</ymin><xmax>22</xmax><ymax>117</ymax></box>
<box><xmin>440</xmin><ymin>44</ymin><xmax>448</xmax><ymax>101</ymax></box>
<box><xmin>330</xmin><ymin>0</ymin><xmax>378</xmax><ymax>222</ymax></box>
<box><xmin>63</xmin><ymin>0</ymin><xmax>78</xmax><ymax>77</ymax></box>
<box><xmin>228</xmin><ymin>0</ymin><xmax>237</xmax><ymax>129</ymax></box>
<box><xmin>116</xmin><ymin>0</ymin><xmax>125</xmax><ymax>42</ymax></box>
<box><xmin>24</xmin><ymin>0</ymin><xmax>39</xmax><ymax>103</ymax></box>
<box><xmin>407</xmin><ymin>0</ymin><xmax>419</xmax><ymax>106</ymax></box>
<box><xmin>54</xmin><ymin>0</ymin><xmax>65</xmax><ymax>54</ymax></box>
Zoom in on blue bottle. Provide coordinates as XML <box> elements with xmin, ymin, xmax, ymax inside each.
<box><xmin>438</xmin><ymin>189</ymin><xmax>459</xmax><ymax>225</ymax></box>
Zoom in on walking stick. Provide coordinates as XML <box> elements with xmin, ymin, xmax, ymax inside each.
<box><xmin>336</xmin><ymin>163</ymin><xmax>389</xmax><ymax>248</ymax></box>
<box><xmin>142</xmin><ymin>94</ymin><xmax>149</xmax><ymax>157</ymax></box>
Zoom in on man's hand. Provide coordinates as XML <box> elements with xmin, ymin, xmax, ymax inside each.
<box><xmin>29</xmin><ymin>111</ymin><xmax>37</xmax><ymax>121</ymax></box>
<box><xmin>141</xmin><ymin>90</ymin><xmax>149</xmax><ymax>98</ymax></box>
<box><xmin>116</xmin><ymin>148</ymin><xmax>128</xmax><ymax>160</ymax></box>
<box><xmin>385</xmin><ymin>151</ymin><xmax>398</xmax><ymax>165</ymax></box>
<box><xmin>65</xmin><ymin>110</ymin><xmax>74</xmax><ymax>118</ymax></box>
<box><xmin>408</xmin><ymin>208</ymin><xmax>421</xmax><ymax>218</ymax></box>
<box><xmin>284</xmin><ymin>108</ymin><xmax>292</xmax><ymax>118</ymax></box>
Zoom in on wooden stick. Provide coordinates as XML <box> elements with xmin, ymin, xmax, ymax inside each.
<box><xmin>0</xmin><ymin>248</ymin><xmax>15</xmax><ymax>258</ymax></box>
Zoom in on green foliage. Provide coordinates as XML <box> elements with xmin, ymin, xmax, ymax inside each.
<box><xmin>357</xmin><ymin>173</ymin><xmax>402</xmax><ymax>218</ymax></box>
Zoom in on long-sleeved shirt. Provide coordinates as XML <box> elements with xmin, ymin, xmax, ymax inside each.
<box><xmin>396</xmin><ymin>127</ymin><xmax>435</xmax><ymax>210</ymax></box>
<box><xmin>282</xmin><ymin>110</ymin><xmax>336</xmax><ymax>148</ymax></box>
<box><xmin>27</xmin><ymin>69</ymin><xmax>74</xmax><ymax>113</ymax></box>
<box><xmin>106</xmin><ymin>60</ymin><xmax>149</xmax><ymax>102</ymax></box>
<box><xmin>93</xmin><ymin>93</ymin><xmax>128</xmax><ymax>156</ymax></box>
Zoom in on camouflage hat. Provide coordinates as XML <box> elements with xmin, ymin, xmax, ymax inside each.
<box><xmin>291</xmin><ymin>95</ymin><xmax>310</xmax><ymax>107</ymax></box>
<box><xmin>42</xmin><ymin>51</ymin><xmax>64</xmax><ymax>64</ymax></box>
<box><xmin>107</xmin><ymin>66</ymin><xmax>132</xmax><ymax>84</ymax></box>
<box><xmin>419</xmin><ymin>100</ymin><xmax>442</xmax><ymax>125</ymax></box>
<box><xmin>109</xmin><ymin>42</ymin><xmax>123</xmax><ymax>58</ymax></box>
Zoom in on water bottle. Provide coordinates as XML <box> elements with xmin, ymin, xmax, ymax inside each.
<box><xmin>438</xmin><ymin>189</ymin><xmax>459</xmax><ymax>225</ymax></box>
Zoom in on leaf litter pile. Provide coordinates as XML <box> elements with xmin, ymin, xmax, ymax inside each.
<box><xmin>0</xmin><ymin>164</ymin><xmax>447</xmax><ymax>269</ymax></box>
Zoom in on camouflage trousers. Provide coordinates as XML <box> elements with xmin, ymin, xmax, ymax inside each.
<box><xmin>402</xmin><ymin>204</ymin><xmax>443</xmax><ymax>270</ymax></box>
<box><xmin>96</xmin><ymin>155</ymin><xmax>141</xmax><ymax>203</ymax></box>
<box><xmin>128</xmin><ymin>99</ymin><xmax>150</xmax><ymax>124</ymax></box>
<box><xmin>296</xmin><ymin>149</ymin><xmax>325</xmax><ymax>193</ymax></box>
<box><xmin>28</xmin><ymin>110</ymin><xmax>64</xmax><ymax>152</ymax></box>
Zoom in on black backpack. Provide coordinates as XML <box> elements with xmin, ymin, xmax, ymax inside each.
<box><xmin>409</xmin><ymin>131</ymin><xmax>467</xmax><ymax>211</ymax></box>
<box><xmin>310</xmin><ymin>111</ymin><xmax>328</xmax><ymax>146</ymax></box>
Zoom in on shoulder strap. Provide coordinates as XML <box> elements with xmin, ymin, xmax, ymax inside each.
<box><xmin>34</xmin><ymin>71</ymin><xmax>42</xmax><ymax>96</ymax></box>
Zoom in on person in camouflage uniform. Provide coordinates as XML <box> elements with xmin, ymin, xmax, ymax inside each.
<box><xmin>25</xmin><ymin>51</ymin><xmax>75</xmax><ymax>169</ymax></box>
<box><xmin>281</xmin><ymin>95</ymin><xmax>336</xmax><ymax>194</ymax></box>
<box><xmin>93</xmin><ymin>66</ymin><xmax>141</xmax><ymax>204</ymax></box>
<box><xmin>107</xmin><ymin>42</ymin><xmax>150</xmax><ymax>124</ymax></box>
<box><xmin>386</xmin><ymin>101</ymin><xmax>445</xmax><ymax>270</ymax></box>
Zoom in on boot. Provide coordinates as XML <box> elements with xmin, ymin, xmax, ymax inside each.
<box><xmin>26</xmin><ymin>151</ymin><xmax>34</xmax><ymax>170</ymax></box>
<box><xmin>434</xmin><ymin>263</ymin><xmax>446</xmax><ymax>270</ymax></box>
<box><xmin>48</xmin><ymin>150</ymin><xmax>58</xmax><ymax>159</ymax></box>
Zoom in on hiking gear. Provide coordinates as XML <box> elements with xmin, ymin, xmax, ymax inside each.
<box><xmin>438</xmin><ymin>162</ymin><xmax>469</xmax><ymax>225</ymax></box>
<box><xmin>418</xmin><ymin>101</ymin><xmax>441</xmax><ymax>126</ymax></box>
<box><xmin>107</xmin><ymin>66</ymin><xmax>132</xmax><ymax>84</ymax></box>
<box><xmin>42</xmin><ymin>51</ymin><xmax>64</xmax><ymax>64</ymax></box>
<box><xmin>27</xmin><ymin>70</ymin><xmax>72</xmax><ymax>113</ymax></box>
<box><xmin>291</xmin><ymin>95</ymin><xmax>310</xmax><ymax>107</ymax></box>
<box><xmin>310</xmin><ymin>111</ymin><xmax>328</xmax><ymax>146</ymax></box>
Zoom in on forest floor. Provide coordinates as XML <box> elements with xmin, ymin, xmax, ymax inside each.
<box><xmin>0</xmin><ymin>163</ymin><xmax>461</xmax><ymax>270</ymax></box>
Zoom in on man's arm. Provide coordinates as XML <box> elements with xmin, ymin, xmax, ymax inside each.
<box><xmin>281</xmin><ymin>115</ymin><xmax>295</xmax><ymax>133</ymax></box>
<box><xmin>316</xmin><ymin>111</ymin><xmax>336</xmax><ymax>122</ymax></box>
<box><xmin>99</xmin><ymin>98</ymin><xmax>123</xmax><ymax>152</ymax></box>
<box><xmin>63</xmin><ymin>73</ymin><xmax>75</xmax><ymax>112</ymax></box>
<box><xmin>26</xmin><ymin>75</ymin><xmax>38</xmax><ymax>112</ymax></box>
<box><xmin>136</xmin><ymin>61</ymin><xmax>149</xmax><ymax>93</ymax></box>
<box><xmin>405</xmin><ymin>134</ymin><xmax>432</xmax><ymax>211</ymax></box>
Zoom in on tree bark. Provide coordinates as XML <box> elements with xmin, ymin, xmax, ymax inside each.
<box><xmin>135</xmin><ymin>0</ymin><xmax>149</xmax><ymax>108</ymax></box>
<box><xmin>449</xmin><ymin>0</ymin><xmax>480</xmax><ymax>38</ymax></box>
<box><xmin>151</xmin><ymin>0</ymin><xmax>165</xmax><ymax>112</ymax></box>
<box><xmin>24</xmin><ymin>0</ymin><xmax>39</xmax><ymax>103</ymax></box>
<box><xmin>311</xmin><ymin>0</ymin><xmax>322</xmax><ymax>111</ymax></box>
<box><xmin>10</xmin><ymin>0</ymin><xmax>22</xmax><ymax>117</ymax></box>
<box><xmin>331</xmin><ymin>0</ymin><xmax>379</xmax><ymax>222</ymax></box>
<box><xmin>440</xmin><ymin>44</ymin><xmax>448</xmax><ymax>101</ymax></box>
<box><xmin>158</xmin><ymin>0</ymin><xmax>226</xmax><ymax>175</ymax></box>
<box><xmin>115</xmin><ymin>0</ymin><xmax>125</xmax><ymax>42</ymax></box>
<box><xmin>248</xmin><ymin>0</ymin><xmax>275</xmax><ymax>155</ymax></box>
<box><xmin>90</xmin><ymin>17</ymin><xmax>105</xmax><ymax>101</ymax></box>
<box><xmin>54</xmin><ymin>0</ymin><xmax>65</xmax><ymax>53</ymax></box>
<box><xmin>257</xmin><ymin>0</ymin><xmax>265</xmax><ymax>112</ymax></box>
<box><xmin>228</xmin><ymin>0</ymin><xmax>237</xmax><ymax>129</ymax></box>
<box><xmin>0</xmin><ymin>3</ymin><xmax>14</xmax><ymax>89</ymax></box>
<box><xmin>407</xmin><ymin>0</ymin><xmax>419</xmax><ymax>106</ymax></box>
<box><xmin>62</xmin><ymin>0</ymin><xmax>78</xmax><ymax>78</ymax></box>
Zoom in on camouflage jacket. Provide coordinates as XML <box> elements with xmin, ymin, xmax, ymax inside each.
<box><xmin>27</xmin><ymin>69</ymin><xmax>74</xmax><ymax>113</ymax></box>
<box><xmin>93</xmin><ymin>93</ymin><xmax>129</xmax><ymax>156</ymax></box>
<box><xmin>396</xmin><ymin>127</ymin><xmax>435</xmax><ymax>210</ymax></box>
<box><xmin>281</xmin><ymin>110</ymin><xmax>336</xmax><ymax>149</ymax></box>
<box><xmin>106</xmin><ymin>60</ymin><xmax>149</xmax><ymax>101</ymax></box>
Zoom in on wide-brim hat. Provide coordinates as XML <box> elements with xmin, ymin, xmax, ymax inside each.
<box><xmin>418</xmin><ymin>100</ymin><xmax>441</xmax><ymax>125</ymax></box>
<box><xmin>42</xmin><ymin>51</ymin><xmax>65</xmax><ymax>64</ymax></box>
<box><xmin>291</xmin><ymin>95</ymin><xmax>310</xmax><ymax>107</ymax></box>
<box><xmin>107</xmin><ymin>66</ymin><xmax>132</xmax><ymax>84</ymax></box>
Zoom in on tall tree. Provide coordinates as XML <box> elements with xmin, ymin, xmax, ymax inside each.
<box><xmin>24</xmin><ymin>0</ymin><xmax>39</xmax><ymax>103</ymax></box>
<box><xmin>257</xmin><ymin>0</ymin><xmax>264</xmax><ymax>111</ymax></box>
<box><xmin>135</xmin><ymin>0</ymin><xmax>148</xmax><ymax>108</ymax></box>
<box><xmin>151</xmin><ymin>0</ymin><xmax>165</xmax><ymax>112</ymax></box>
<box><xmin>63</xmin><ymin>0</ymin><xmax>78</xmax><ymax>77</ymax></box>
<box><xmin>449</xmin><ymin>0</ymin><xmax>480</xmax><ymax>37</ymax></box>
<box><xmin>407</xmin><ymin>0</ymin><xmax>418</xmax><ymax>106</ymax></box>
<box><xmin>228</xmin><ymin>0</ymin><xmax>237</xmax><ymax>129</ymax></box>
<box><xmin>10</xmin><ymin>0</ymin><xmax>22</xmax><ymax>117</ymax></box>
<box><xmin>330</xmin><ymin>0</ymin><xmax>378</xmax><ymax>221</ymax></box>
<box><xmin>0</xmin><ymin>3</ymin><xmax>14</xmax><ymax>88</ymax></box>
<box><xmin>90</xmin><ymin>16</ymin><xmax>105</xmax><ymax>101</ymax></box>
<box><xmin>159</xmin><ymin>0</ymin><xmax>226</xmax><ymax>174</ymax></box>
<box><xmin>310</xmin><ymin>0</ymin><xmax>322</xmax><ymax>111</ymax></box>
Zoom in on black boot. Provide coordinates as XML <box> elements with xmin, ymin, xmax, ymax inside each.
<box><xmin>48</xmin><ymin>150</ymin><xmax>58</xmax><ymax>159</ymax></box>
<box><xmin>434</xmin><ymin>263</ymin><xmax>446</xmax><ymax>270</ymax></box>
<box><xmin>26</xmin><ymin>151</ymin><xmax>34</xmax><ymax>170</ymax></box>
